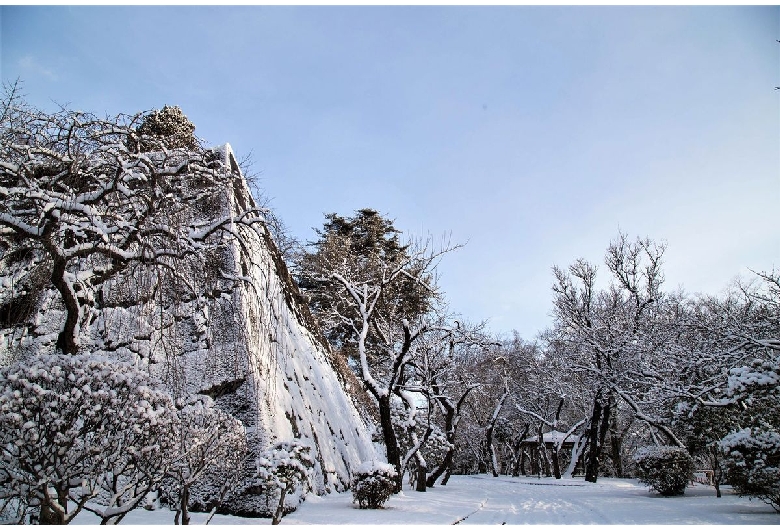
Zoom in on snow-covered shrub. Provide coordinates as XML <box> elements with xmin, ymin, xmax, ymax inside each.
<box><xmin>0</xmin><ymin>354</ymin><xmax>179</xmax><ymax>524</ymax></box>
<box><xmin>718</xmin><ymin>359</ymin><xmax>780</xmax><ymax>511</ymax></box>
<box><xmin>633</xmin><ymin>446</ymin><xmax>694</xmax><ymax>496</ymax></box>
<box><xmin>721</xmin><ymin>428</ymin><xmax>780</xmax><ymax>511</ymax></box>
<box><xmin>245</xmin><ymin>441</ymin><xmax>314</xmax><ymax>524</ymax></box>
<box><xmin>162</xmin><ymin>395</ymin><xmax>246</xmax><ymax>525</ymax></box>
<box><xmin>726</xmin><ymin>359</ymin><xmax>780</xmax><ymax>400</ymax></box>
<box><xmin>351</xmin><ymin>462</ymin><xmax>397</xmax><ymax>509</ymax></box>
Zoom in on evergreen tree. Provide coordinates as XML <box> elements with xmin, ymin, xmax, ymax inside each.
<box><xmin>295</xmin><ymin>208</ymin><xmax>434</xmax><ymax>365</ymax></box>
<box><xmin>131</xmin><ymin>105</ymin><xmax>199</xmax><ymax>152</ymax></box>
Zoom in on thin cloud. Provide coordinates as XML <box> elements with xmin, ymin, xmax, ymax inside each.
<box><xmin>18</xmin><ymin>55</ymin><xmax>58</xmax><ymax>81</ymax></box>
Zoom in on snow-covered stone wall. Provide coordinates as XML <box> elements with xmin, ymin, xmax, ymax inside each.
<box><xmin>0</xmin><ymin>144</ymin><xmax>378</xmax><ymax>510</ymax></box>
<box><xmin>201</xmin><ymin>146</ymin><xmax>378</xmax><ymax>498</ymax></box>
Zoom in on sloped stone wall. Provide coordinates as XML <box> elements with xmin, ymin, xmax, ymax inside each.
<box><xmin>0</xmin><ymin>144</ymin><xmax>378</xmax><ymax>512</ymax></box>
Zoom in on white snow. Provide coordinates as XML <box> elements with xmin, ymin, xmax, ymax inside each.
<box><xmin>71</xmin><ymin>474</ymin><xmax>778</xmax><ymax>525</ymax></box>
<box><xmin>353</xmin><ymin>460</ymin><xmax>397</xmax><ymax>476</ymax></box>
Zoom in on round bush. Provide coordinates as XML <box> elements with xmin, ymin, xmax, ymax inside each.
<box><xmin>351</xmin><ymin>462</ymin><xmax>397</xmax><ymax>509</ymax></box>
<box><xmin>721</xmin><ymin>428</ymin><xmax>780</xmax><ymax>512</ymax></box>
<box><xmin>633</xmin><ymin>446</ymin><xmax>694</xmax><ymax>496</ymax></box>
<box><xmin>0</xmin><ymin>354</ymin><xmax>179</xmax><ymax>524</ymax></box>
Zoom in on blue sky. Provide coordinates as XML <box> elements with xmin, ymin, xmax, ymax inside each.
<box><xmin>2</xmin><ymin>6</ymin><xmax>778</xmax><ymax>338</ymax></box>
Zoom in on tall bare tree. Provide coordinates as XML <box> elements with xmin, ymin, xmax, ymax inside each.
<box><xmin>550</xmin><ymin>233</ymin><xmax>683</xmax><ymax>482</ymax></box>
<box><xmin>0</xmin><ymin>87</ymin><xmax>263</xmax><ymax>355</ymax></box>
<box><xmin>296</xmin><ymin>211</ymin><xmax>459</xmax><ymax>491</ymax></box>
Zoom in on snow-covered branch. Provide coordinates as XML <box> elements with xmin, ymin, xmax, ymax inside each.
<box><xmin>0</xmin><ymin>100</ymin><xmax>263</xmax><ymax>355</ymax></box>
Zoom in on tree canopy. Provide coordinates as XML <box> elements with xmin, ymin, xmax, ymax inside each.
<box><xmin>295</xmin><ymin>208</ymin><xmax>435</xmax><ymax>359</ymax></box>
<box><xmin>0</xmin><ymin>86</ymin><xmax>262</xmax><ymax>355</ymax></box>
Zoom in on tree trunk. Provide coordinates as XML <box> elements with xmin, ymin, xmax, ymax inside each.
<box><xmin>565</xmin><ymin>424</ymin><xmax>589</xmax><ymax>478</ymax></box>
<box><xmin>537</xmin><ymin>425</ymin><xmax>552</xmax><ymax>477</ymax></box>
<box><xmin>512</xmin><ymin>424</ymin><xmax>530</xmax><ymax>477</ymax></box>
<box><xmin>551</xmin><ymin>446</ymin><xmax>561</xmax><ymax>479</ymax></box>
<box><xmin>585</xmin><ymin>396</ymin><xmax>603</xmax><ymax>483</ymax></box>
<box><xmin>39</xmin><ymin>485</ymin><xmax>68</xmax><ymax>525</ymax></box>
<box><xmin>610</xmin><ymin>432</ymin><xmax>624</xmax><ymax>478</ymax></box>
<box><xmin>51</xmin><ymin>256</ymin><xmax>80</xmax><ymax>355</ymax></box>
<box><xmin>427</xmin><ymin>445</ymin><xmax>453</xmax><ymax>487</ymax></box>
<box><xmin>585</xmin><ymin>392</ymin><xmax>613</xmax><ymax>483</ymax></box>
<box><xmin>39</xmin><ymin>500</ymin><xmax>64</xmax><ymax>524</ymax></box>
<box><xmin>39</xmin><ymin>504</ymin><xmax>63</xmax><ymax>525</ymax></box>
<box><xmin>597</xmin><ymin>398</ymin><xmax>612</xmax><ymax>460</ymax></box>
<box><xmin>180</xmin><ymin>484</ymin><xmax>190</xmax><ymax>525</ymax></box>
<box><xmin>377</xmin><ymin>395</ymin><xmax>403</xmax><ymax>493</ymax></box>
<box><xmin>415</xmin><ymin>465</ymin><xmax>427</xmax><ymax>492</ymax></box>
<box><xmin>427</xmin><ymin>385</ymin><xmax>476</xmax><ymax>488</ymax></box>
<box><xmin>485</xmin><ymin>386</ymin><xmax>509</xmax><ymax>478</ymax></box>
<box><xmin>714</xmin><ymin>473</ymin><xmax>722</xmax><ymax>498</ymax></box>
<box><xmin>551</xmin><ymin>398</ymin><xmax>564</xmax><ymax>479</ymax></box>
<box><xmin>272</xmin><ymin>488</ymin><xmax>287</xmax><ymax>525</ymax></box>
<box><xmin>486</xmin><ymin>425</ymin><xmax>499</xmax><ymax>477</ymax></box>
<box><xmin>710</xmin><ymin>448</ymin><xmax>722</xmax><ymax>498</ymax></box>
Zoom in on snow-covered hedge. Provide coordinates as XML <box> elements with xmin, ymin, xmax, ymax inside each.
<box><xmin>0</xmin><ymin>355</ymin><xmax>249</xmax><ymax>525</ymax></box>
<box><xmin>633</xmin><ymin>446</ymin><xmax>694</xmax><ymax>497</ymax></box>
<box><xmin>721</xmin><ymin>428</ymin><xmax>780</xmax><ymax>512</ymax></box>
<box><xmin>0</xmin><ymin>354</ymin><xmax>179</xmax><ymax>524</ymax></box>
<box><xmin>351</xmin><ymin>462</ymin><xmax>397</xmax><ymax>509</ymax></box>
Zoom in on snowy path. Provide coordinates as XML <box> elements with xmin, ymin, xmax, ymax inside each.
<box><xmin>260</xmin><ymin>475</ymin><xmax>777</xmax><ymax>525</ymax></box>
<box><xmin>74</xmin><ymin>475</ymin><xmax>778</xmax><ymax>525</ymax></box>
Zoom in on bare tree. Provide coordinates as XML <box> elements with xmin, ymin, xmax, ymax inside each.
<box><xmin>300</xmin><ymin>222</ymin><xmax>458</xmax><ymax>491</ymax></box>
<box><xmin>550</xmin><ymin>233</ymin><xmax>683</xmax><ymax>482</ymax></box>
<box><xmin>390</xmin><ymin>317</ymin><xmax>490</xmax><ymax>490</ymax></box>
<box><xmin>0</xmin><ymin>90</ymin><xmax>263</xmax><ymax>356</ymax></box>
<box><xmin>162</xmin><ymin>396</ymin><xmax>246</xmax><ymax>526</ymax></box>
<box><xmin>484</xmin><ymin>379</ymin><xmax>510</xmax><ymax>478</ymax></box>
<box><xmin>420</xmin><ymin>321</ymin><xmax>487</xmax><ymax>487</ymax></box>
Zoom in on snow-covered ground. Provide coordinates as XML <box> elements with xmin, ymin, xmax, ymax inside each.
<box><xmin>73</xmin><ymin>474</ymin><xmax>777</xmax><ymax>525</ymax></box>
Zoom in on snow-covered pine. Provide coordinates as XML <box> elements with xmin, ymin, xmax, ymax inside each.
<box><xmin>720</xmin><ymin>427</ymin><xmax>780</xmax><ymax>511</ymax></box>
<box><xmin>720</xmin><ymin>357</ymin><xmax>780</xmax><ymax>512</ymax></box>
<box><xmin>726</xmin><ymin>358</ymin><xmax>780</xmax><ymax>399</ymax></box>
